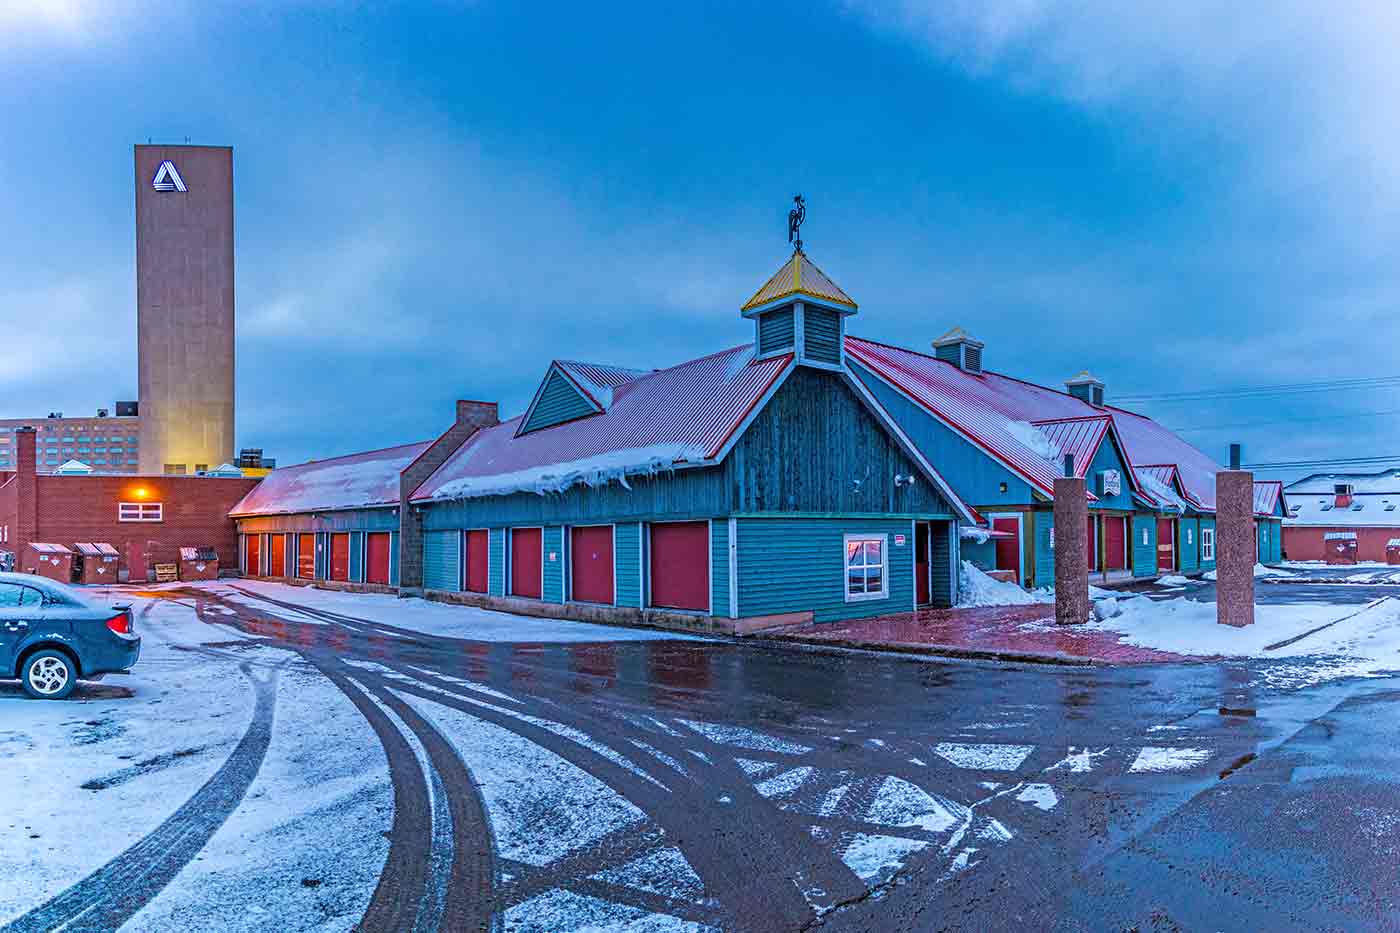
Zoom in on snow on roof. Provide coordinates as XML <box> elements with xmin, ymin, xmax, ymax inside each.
<box><xmin>1286</xmin><ymin>493</ymin><xmax>1400</xmax><ymax>528</ymax></box>
<box><xmin>54</xmin><ymin>459</ymin><xmax>92</xmax><ymax>474</ymax></box>
<box><xmin>1032</xmin><ymin>416</ymin><xmax>1111</xmax><ymax>480</ymax></box>
<box><xmin>848</xmin><ymin>337</ymin><xmax>1174</xmax><ymax>504</ymax></box>
<box><xmin>229</xmin><ymin>441</ymin><xmax>432</xmax><ymax>517</ymax></box>
<box><xmin>1135</xmin><ymin>469</ymin><xmax>1189</xmax><ymax>513</ymax></box>
<box><xmin>1286</xmin><ymin>468</ymin><xmax>1400</xmax><ymax>495</ymax></box>
<box><xmin>413</xmin><ymin>346</ymin><xmax>793</xmax><ymax>503</ymax></box>
<box><xmin>29</xmin><ymin>542</ymin><xmax>70</xmax><ymax>554</ymax></box>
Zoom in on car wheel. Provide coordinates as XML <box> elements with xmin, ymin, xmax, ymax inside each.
<box><xmin>22</xmin><ymin>650</ymin><xmax>77</xmax><ymax>700</ymax></box>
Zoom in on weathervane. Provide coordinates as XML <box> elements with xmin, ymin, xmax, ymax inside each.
<box><xmin>788</xmin><ymin>194</ymin><xmax>806</xmax><ymax>252</ymax></box>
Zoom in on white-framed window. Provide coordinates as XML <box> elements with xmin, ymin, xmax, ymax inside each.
<box><xmin>844</xmin><ymin>534</ymin><xmax>888</xmax><ymax>602</ymax></box>
<box><xmin>1201</xmin><ymin>527</ymin><xmax>1215</xmax><ymax>561</ymax></box>
<box><xmin>118</xmin><ymin>501</ymin><xmax>163</xmax><ymax>522</ymax></box>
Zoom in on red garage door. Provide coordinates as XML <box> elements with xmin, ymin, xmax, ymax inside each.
<box><xmin>1156</xmin><ymin>519</ymin><xmax>1175</xmax><ymax>573</ymax></box>
<box><xmin>993</xmin><ymin>517</ymin><xmax>1020</xmax><ymax>582</ymax></box>
<box><xmin>649</xmin><ymin>521</ymin><xmax>709</xmax><ymax>612</ymax></box>
<box><xmin>330</xmin><ymin>533</ymin><xmax>350</xmax><ymax>582</ymax></box>
<box><xmin>571</xmin><ymin>525</ymin><xmax>615</xmax><ymax>605</ymax></box>
<box><xmin>365</xmin><ymin>533</ymin><xmax>391</xmax><ymax>585</ymax></box>
<box><xmin>1105</xmin><ymin>517</ymin><xmax>1127</xmax><ymax>571</ymax></box>
<box><xmin>245</xmin><ymin>535</ymin><xmax>261</xmax><ymax>577</ymax></box>
<box><xmin>298</xmin><ymin>534</ymin><xmax>316</xmax><ymax>580</ymax></box>
<box><xmin>269</xmin><ymin>534</ymin><xmax>286</xmax><ymax>578</ymax></box>
<box><xmin>465</xmin><ymin>530</ymin><xmax>489</xmax><ymax>593</ymax></box>
<box><xmin>511</xmin><ymin>528</ymin><xmax>543</xmax><ymax>598</ymax></box>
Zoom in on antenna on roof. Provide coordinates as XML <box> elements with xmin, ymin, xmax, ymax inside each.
<box><xmin>788</xmin><ymin>194</ymin><xmax>806</xmax><ymax>253</ymax></box>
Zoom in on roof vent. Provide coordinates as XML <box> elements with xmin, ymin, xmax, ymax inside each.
<box><xmin>1065</xmin><ymin>371</ymin><xmax>1106</xmax><ymax>408</ymax></box>
<box><xmin>932</xmin><ymin>327</ymin><xmax>985</xmax><ymax>375</ymax></box>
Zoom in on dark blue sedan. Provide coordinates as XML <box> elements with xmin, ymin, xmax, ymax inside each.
<box><xmin>0</xmin><ymin>572</ymin><xmax>140</xmax><ymax>699</ymax></box>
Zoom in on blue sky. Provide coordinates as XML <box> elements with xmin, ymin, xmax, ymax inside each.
<box><xmin>2</xmin><ymin>2</ymin><xmax>1397</xmax><ymax>479</ymax></box>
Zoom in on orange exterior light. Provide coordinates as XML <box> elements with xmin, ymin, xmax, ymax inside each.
<box><xmin>132</xmin><ymin>486</ymin><xmax>149</xmax><ymax>499</ymax></box>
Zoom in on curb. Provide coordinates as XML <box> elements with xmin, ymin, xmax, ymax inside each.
<box><xmin>755</xmin><ymin>633</ymin><xmax>1112</xmax><ymax>667</ymax></box>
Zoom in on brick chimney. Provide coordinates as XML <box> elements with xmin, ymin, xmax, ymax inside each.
<box><xmin>15</xmin><ymin>427</ymin><xmax>37</xmax><ymax>558</ymax></box>
<box><xmin>397</xmin><ymin>400</ymin><xmax>499</xmax><ymax>593</ymax></box>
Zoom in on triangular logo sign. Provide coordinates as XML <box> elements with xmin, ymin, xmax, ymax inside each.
<box><xmin>151</xmin><ymin>160</ymin><xmax>187</xmax><ymax>192</ymax></box>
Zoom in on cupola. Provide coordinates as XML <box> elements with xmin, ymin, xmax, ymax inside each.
<box><xmin>932</xmin><ymin>327</ymin><xmax>985</xmax><ymax>374</ymax></box>
<box><xmin>1065</xmin><ymin>371</ymin><xmax>1106</xmax><ymax>407</ymax></box>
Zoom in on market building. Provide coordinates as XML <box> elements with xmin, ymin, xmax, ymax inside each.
<box><xmin>1283</xmin><ymin>470</ymin><xmax>1399</xmax><ymax>562</ymax></box>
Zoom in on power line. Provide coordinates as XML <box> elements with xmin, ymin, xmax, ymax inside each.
<box><xmin>1118</xmin><ymin>374</ymin><xmax>1400</xmax><ymax>404</ymax></box>
<box><xmin>1170</xmin><ymin>408</ymin><xmax>1400</xmax><ymax>433</ymax></box>
<box><xmin>1242</xmin><ymin>454</ymin><xmax>1400</xmax><ymax>470</ymax></box>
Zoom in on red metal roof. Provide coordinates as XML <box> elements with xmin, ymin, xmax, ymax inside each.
<box><xmin>1031</xmin><ymin>416</ymin><xmax>1110</xmax><ymax>481</ymax></box>
<box><xmin>412</xmin><ymin>346</ymin><xmax>794</xmax><ymax>502</ymax></box>
<box><xmin>554</xmin><ymin>359</ymin><xmax>650</xmax><ymax>409</ymax></box>
<box><xmin>847</xmin><ymin>336</ymin><xmax>1224</xmax><ymax>509</ymax></box>
<box><xmin>1253</xmin><ymin>480</ymin><xmax>1284</xmax><ymax>517</ymax></box>
<box><xmin>229</xmin><ymin>441</ymin><xmax>431</xmax><ymax>517</ymax></box>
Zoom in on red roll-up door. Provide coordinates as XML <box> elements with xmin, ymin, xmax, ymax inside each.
<box><xmin>365</xmin><ymin>533</ymin><xmax>391</xmax><ymax>585</ymax></box>
<box><xmin>993</xmin><ymin>517</ymin><xmax>1020</xmax><ymax>582</ymax></box>
<box><xmin>245</xmin><ymin>535</ymin><xmax>261</xmax><ymax>577</ymax></box>
<box><xmin>330</xmin><ymin>533</ymin><xmax>350</xmax><ymax>582</ymax></box>
<box><xmin>298</xmin><ymin>534</ymin><xmax>316</xmax><ymax>579</ymax></box>
<box><xmin>269</xmin><ymin>534</ymin><xmax>286</xmax><ymax>578</ymax></box>
<box><xmin>649</xmin><ymin>521</ymin><xmax>709</xmax><ymax>612</ymax></box>
<box><xmin>510</xmin><ymin>528</ymin><xmax>543</xmax><ymax>598</ymax></box>
<box><xmin>571</xmin><ymin>525</ymin><xmax>615</xmax><ymax>605</ymax></box>
<box><xmin>1105</xmin><ymin>517</ymin><xmax>1127</xmax><ymax>571</ymax></box>
<box><xmin>1156</xmin><ymin>518</ymin><xmax>1175</xmax><ymax>572</ymax></box>
<box><xmin>464</xmin><ymin>530</ymin><xmax>489</xmax><ymax>593</ymax></box>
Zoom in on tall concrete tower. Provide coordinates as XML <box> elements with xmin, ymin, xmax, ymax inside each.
<box><xmin>134</xmin><ymin>144</ymin><xmax>235</xmax><ymax>475</ymax></box>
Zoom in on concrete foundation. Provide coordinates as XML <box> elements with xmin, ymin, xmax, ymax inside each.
<box><xmin>1216</xmin><ymin>470</ymin><xmax>1256</xmax><ymax>627</ymax></box>
<box><xmin>1053</xmin><ymin>477</ymin><xmax>1090</xmax><ymax>625</ymax></box>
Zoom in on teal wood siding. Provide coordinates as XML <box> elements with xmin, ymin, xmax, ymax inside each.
<box><xmin>349</xmin><ymin>531</ymin><xmax>364</xmax><ymax>582</ymax></box>
<box><xmin>1033</xmin><ymin>510</ymin><xmax>1055</xmax><ymax>588</ymax></box>
<box><xmin>851</xmin><ymin>361</ymin><xmax>1037</xmax><ymax>508</ymax></box>
<box><xmin>757</xmin><ymin>306</ymin><xmax>795</xmax><ymax>356</ymax></box>
<box><xmin>615</xmin><ymin>522</ymin><xmax>642</xmax><ymax>608</ymax></box>
<box><xmin>1087</xmin><ymin>434</ymin><xmax>1135</xmax><ymax>511</ymax></box>
<box><xmin>1199</xmin><ymin>518</ymin><xmax>1216</xmax><ymax>571</ymax></box>
<box><xmin>710</xmin><ymin>519</ymin><xmax>731</xmax><ymax>618</ymax></box>
<box><xmin>521</xmin><ymin>369</ymin><xmax>598</xmax><ymax>435</ymax></box>
<box><xmin>803</xmin><ymin>307</ymin><xmax>841</xmax><ymax>365</ymax></box>
<box><xmin>930</xmin><ymin>521</ymin><xmax>955</xmax><ymax>608</ymax></box>
<box><xmin>962</xmin><ymin>537</ymin><xmax>995</xmax><ymax>571</ymax></box>
<box><xmin>423</xmin><ymin>529</ymin><xmax>460</xmax><ymax>591</ymax></box>
<box><xmin>1132</xmin><ymin>515</ymin><xmax>1157</xmax><ymax>577</ymax></box>
<box><xmin>1258</xmin><ymin>519</ymin><xmax>1281</xmax><ymax>564</ymax></box>
<box><xmin>735</xmin><ymin>517</ymin><xmax>914</xmax><ymax>623</ymax></box>
<box><xmin>488</xmin><ymin>528</ymin><xmax>506</xmax><ymax>596</ymax></box>
<box><xmin>544</xmin><ymin>526</ymin><xmax>564</xmax><ymax>603</ymax></box>
<box><xmin>235</xmin><ymin>508</ymin><xmax>398</xmax><ymax>534</ymax></box>
<box><xmin>389</xmin><ymin>533</ymin><xmax>400</xmax><ymax>586</ymax></box>
<box><xmin>1179</xmin><ymin>518</ymin><xmax>1200</xmax><ymax>572</ymax></box>
<box><xmin>420</xmin><ymin>368</ymin><xmax>955</xmax><ymax>531</ymax></box>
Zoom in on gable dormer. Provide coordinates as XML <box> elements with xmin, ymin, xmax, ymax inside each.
<box><xmin>516</xmin><ymin>359</ymin><xmax>646</xmax><ymax>436</ymax></box>
<box><xmin>741</xmin><ymin>249</ymin><xmax>857</xmax><ymax>369</ymax></box>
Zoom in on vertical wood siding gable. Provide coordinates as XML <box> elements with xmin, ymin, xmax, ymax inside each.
<box><xmin>757</xmin><ymin>306</ymin><xmax>796</xmax><ymax>356</ymax></box>
<box><xmin>521</xmin><ymin>369</ymin><xmax>599</xmax><ymax>434</ymax></box>
<box><xmin>614</xmin><ymin>522</ymin><xmax>642</xmax><ymax>607</ymax></box>
<box><xmin>803</xmin><ymin>307</ymin><xmax>842</xmax><ymax>365</ymax></box>
<box><xmin>544</xmin><ymin>525</ymin><xmax>565</xmax><ymax>602</ymax></box>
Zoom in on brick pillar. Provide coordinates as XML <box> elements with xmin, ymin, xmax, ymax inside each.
<box><xmin>398</xmin><ymin>400</ymin><xmax>499</xmax><ymax>593</ymax></box>
<box><xmin>14</xmin><ymin>427</ymin><xmax>37</xmax><ymax>559</ymax></box>
<box><xmin>1053</xmin><ymin>476</ymin><xmax>1090</xmax><ymax>625</ymax></box>
<box><xmin>1216</xmin><ymin>470</ymin><xmax>1255</xmax><ymax>627</ymax></box>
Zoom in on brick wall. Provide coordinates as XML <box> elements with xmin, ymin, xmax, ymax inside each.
<box><xmin>398</xmin><ymin>400</ymin><xmax>498</xmax><ymax>590</ymax></box>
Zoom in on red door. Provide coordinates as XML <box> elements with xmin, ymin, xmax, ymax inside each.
<box><xmin>298</xmin><ymin>534</ymin><xmax>316</xmax><ymax>579</ymax></box>
<box><xmin>649</xmin><ymin>521</ymin><xmax>709</xmax><ymax>612</ymax></box>
<box><xmin>511</xmin><ymin>528</ymin><xmax>543</xmax><ymax>598</ymax></box>
<box><xmin>915</xmin><ymin>522</ymin><xmax>931</xmax><ymax>606</ymax></box>
<box><xmin>330</xmin><ymin>533</ymin><xmax>350</xmax><ymax>582</ymax></box>
<box><xmin>245</xmin><ymin>535</ymin><xmax>261</xmax><ymax>577</ymax></box>
<box><xmin>1105</xmin><ymin>517</ymin><xmax>1127</xmax><ymax>571</ymax></box>
<box><xmin>1086</xmin><ymin>515</ymin><xmax>1098</xmax><ymax>572</ymax></box>
<box><xmin>571</xmin><ymin>526</ymin><xmax>615</xmax><ymax>605</ymax></box>
<box><xmin>269</xmin><ymin>534</ymin><xmax>286</xmax><ymax>578</ymax></box>
<box><xmin>465</xmin><ymin>530</ymin><xmax>489</xmax><ymax>593</ymax></box>
<box><xmin>993</xmin><ymin>517</ymin><xmax>1020</xmax><ymax>582</ymax></box>
<box><xmin>365</xmin><ymin>532</ymin><xmax>391</xmax><ymax>585</ymax></box>
<box><xmin>1156</xmin><ymin>519</ymin><xmax>1175</xmax><ymax>572</ymax></box>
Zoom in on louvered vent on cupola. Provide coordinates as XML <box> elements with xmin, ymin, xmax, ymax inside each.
<box><xmin>1065</xmin><ymin>371</ymin><xmax>1106</xmax><ymax>408</ymax></box>
<box><xmin>741</xmin><ymin>249</ymin><xmax>858</xmax><ymax>369</ymax></box>
<box><xmin>932</xmin><ymin>327</ymin><xmax>985</xmax><ymax>375</ymax></box>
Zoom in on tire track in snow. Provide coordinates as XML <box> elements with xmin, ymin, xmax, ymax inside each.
<box><xmin>0</xmin><ymin>663</ymin><xmax>278</xmax><ymax>933</ymax></box>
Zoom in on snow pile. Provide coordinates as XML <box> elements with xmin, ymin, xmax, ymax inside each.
<box><xmin>1202</xmin><ymin>564</ymin><xmax>1295</xmax><ymax>581</ymax></box>
<box><xmin>957</xmin><ymin>561</ymin><xmax>1049</xmax><ymax>607</ymax></box>
<box><xmin>1005</xmin><ymin>421</ymin><xmax>1060</xmax><ymax>461</ymax></box>
<box><xmin>1156</xmin><ymin>575</ymin><xmax>1193</xmax><ymax>587</ymax></box>
<box><xmin>427</xmin><ymin>443</ymin><xmax>704</xmax><ymax>500</ymax></box>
